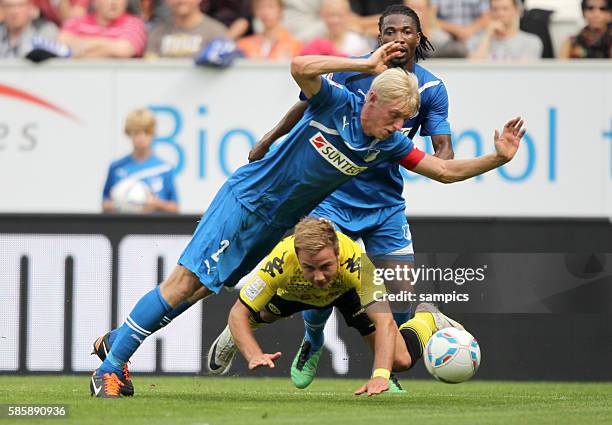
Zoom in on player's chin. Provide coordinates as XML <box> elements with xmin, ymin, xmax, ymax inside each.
<box><xmin>388</xmin><ymin>55</ymin><xmax>409</xmax><ymax>68</ymax></box>
<box><xmin>377</xmin><ymin>130</ymin><xmax>392</xmax><ymax>139</ymax></box>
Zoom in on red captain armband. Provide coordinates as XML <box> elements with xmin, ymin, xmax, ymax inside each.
<box><xmin>397</xmin><ymin>148</ymin><xmax>426</xmax><ymax>170</ymax></box>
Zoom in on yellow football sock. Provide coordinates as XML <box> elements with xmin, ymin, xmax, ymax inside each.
<box><xmin>415</xmin><ymin>311</ymin><xmax>437</xmax><ymax>333</ymax></box>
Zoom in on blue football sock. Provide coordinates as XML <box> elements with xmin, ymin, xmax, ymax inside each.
<box><xmin>303</xmin><ymin>308</ymin><xmax>333</xmax><ymax>352</ymax></box>
<box><xmin>98</xmin><ymin>286</ymin><xmax>171</xmax><ymax>375</ymax></box>
<box><xmin>393</xmin><ymin>311</ymin><xmax>412</xmax><ymax>327</ymax></box>
<box><xmin>159</xmin><ymin>300</ymin><xmax>192</xmax><ymax>329</ymax></box>
<box><xmin>107</xmin><ymin>300</ymin><xmax>193</xmax><ymax>345</ymax></box>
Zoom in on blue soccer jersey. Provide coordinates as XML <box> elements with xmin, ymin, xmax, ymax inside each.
<box><xmin>102</xmin><ymin>154</ymin><xmax>178</xmax><ymax>202</ymax></box>
<box><xmin>319</xmin><ymin>62</ymin><xmax>451</xmax><ymax>209</ymax></box>
<box><xmin>227</xmin><ymin>77</ymin><xmax>418</xmax><ymax>228</ymax></box>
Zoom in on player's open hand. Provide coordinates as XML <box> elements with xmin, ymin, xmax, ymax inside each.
<box><xmin>368</xmin><ymin>42</ymin><xmax>405</xmax><ymax>74</ymax></box>
<box><xmin>354</xmin><ymin>377</ymin><xmax>389</xmax><ymax>396</ymax></box>
<box><xmin>494</xmin><ymin>116</ymin><xmax>526</xmax><ymax>163</ymax></box>
<box><xmin>248</xmin><ymin>352</ymin><xmax>282</xmax><ymax>370</ymax></box>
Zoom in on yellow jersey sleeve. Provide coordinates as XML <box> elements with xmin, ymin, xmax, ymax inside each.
<box><xmin>239</xmin><ymin>236</ymin><xmax>295</xmax><ymax>313</ymax></box>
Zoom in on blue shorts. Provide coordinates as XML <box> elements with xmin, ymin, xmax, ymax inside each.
<box><xmin>311</xmin><ymin>201</ymin><xmax>414</xmax><ymax>259</ymax></box>
<box><xmin>178</xmin><ymin>183</ymin><xmax>287</xmax><ymax>293</ymax></box>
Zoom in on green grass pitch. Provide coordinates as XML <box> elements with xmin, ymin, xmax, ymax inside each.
<box><xmin>1</xmin><ymin>376</ymin><xmax>611</xmax><ymax>425</ymax></box>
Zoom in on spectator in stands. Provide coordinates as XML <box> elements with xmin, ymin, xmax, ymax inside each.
<box><xmin>282</xmin><ymin>0</ymin><xmax>326</xmax><ymax>42</ymax></box>
<box><xmin>127</xmin><ymin>0</ymin><xmax>169</xmax><ymax>27</ymax></box>
<box><xmin>468</xmin><ymin>0</ymin><xmax>542</xmax><ymax>60</ymax></box>
<box><xmin>201</xmin><ymin>0</ymin><xmax>252</xmax><ymax>40</ymax></box>
<box><xmin>146</xmin><ymin>0</ymin><xmax>227</xmax><ymax>58</ymax></box>
<box><xmin>32</xmin><ymin>0</ymin><xmax>88</xmax><ymax>27</ymax></box>
<box><xmin>405</xmin><ymin>0</ymin><xmax>467</xmax><ymax>57</ymax></box>
<box><xmin>0</xmin><ymin>0</ymin><xmax>57</xmax><ymax>58</ymax></box>
<box><xmin>237</xmin><ymin>0</ymin><xmax>302</xmax><ymax>60</ymax></box>
<box><xmin>102</xmin><ymin>108</ymin><xmax>179</xmax><ymax>214</ymax></box>
<box><xmin>560</xmin><ymin>0</ymin><xmax>611</xmax><ymax>59</ymax></box>
<box><xmin>349</xmin><ymin>0</ymin><xmax>401</xmax><ymax>15</ymax></box>
<box><xmin>431</xmin><ymin>0</ymin><xmax>490</xmax><ymax>41</ymax></box>
<box><xmin>300</xmin><ymin>0</ymin><xmax>372</xmax><ymax>56</ymax></box>
<box><xmin>57</xmin><ymin>0</ymin><xmax>146</xmax><ymax>58</ymax></box>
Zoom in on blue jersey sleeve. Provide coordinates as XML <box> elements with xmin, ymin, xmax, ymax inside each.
<box><xmin>298</xmin><ymin>72</ymin><xmax>348</xmax><ymax>101</ymax></box>
<box><xmin>102</xmin><ymin>164</ymin><xmax>116</xmax><ymax>200</ymax></box>
<box><xmin>390</xmin><ymin>132</ymin><xmax>416</xmax><ymax>162</ymax></box>
<box><xmin>420</xmin><ymin>82</ymin><xmax>451</xmax><ymax>137</ymax></box>
<box><xmin>307</xmin><ymin>76</ymin><xmax>350</xmax><ymax>111</ymax></box>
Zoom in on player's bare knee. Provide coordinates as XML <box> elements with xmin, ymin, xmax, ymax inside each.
<box><xmin>392</xmin><ymin>355</ymin><xmax>412</xmax><ymax>372</ymax></box>
<box><xmin>187</xmin><ymin>286</ymin><xmax>212</xmax><ymax>304</ymax></box>
<box><xmin>160</xmin><ymin>265</ymin><xmax>203</xmax><ymax>306</ymax></box>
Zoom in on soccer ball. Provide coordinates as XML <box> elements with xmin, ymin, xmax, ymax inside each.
<box><xmin>110</xmin><ymin>178</ymin><xmax>151</xmax><ymax>213</ymax></box>
<box><xmin>424</xmin><ymin>328</ymin><xmax>481</xmax><ymax>384</ymax></box>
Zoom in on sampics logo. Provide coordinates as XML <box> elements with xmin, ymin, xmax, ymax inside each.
<box><xmin>309</xmin><ymin>132</ymin><xmax>367</xmax><ymax>176</ymax></box>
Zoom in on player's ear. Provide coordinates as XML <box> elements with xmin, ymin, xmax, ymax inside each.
<box><xmin>367</xmin><ymin>90</ymin><xmax>378</xmax><ymax>104</ymax></box>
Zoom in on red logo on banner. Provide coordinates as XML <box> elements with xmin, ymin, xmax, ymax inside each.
<box><xmin>0</xmin><ymin>83</ymin><xmax>81</xmax><ymax>122</ymax></box>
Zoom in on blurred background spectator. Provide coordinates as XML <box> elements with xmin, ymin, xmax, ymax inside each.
<box><xmin>201</xmin><ymin>0</ymin><xmax>252</xmax><ymax>40</ymax></box>
<box><xmin>32</xmin><ymin>0</ymin><xmax>87</xmax><ymax>27</ymax></box>
<box><xmin>145</xmin><ymin>0</ymin><xmax>226</xmax><ymax>58</ymax></box>
<box><xmin>469</xmin><ymin>0</ymin><xmax>542</xmax><ymax>60</ymax></box>
<box><xmin>432</xmin><ymin>0</ymin><xmax>490</xmax><ymax>42</ymax></box>
<box><xmin>102</xmin><ymin>108</ymin><xmax>179</xmax><ymax>214</ymax></box>
<box><xmin>405</xmin><ymin>0</ymin><xmax>468</xmax><ymax>57</ymax></box>
<box><xmin>300</xmin><ymin>0</ymin><xmax>372</xmax><ymax>56</ymax></box>
<box><xmin>560</xmin><ymin>0</ymin><xmax>611</xmax><ymax>58</ymax></box>
<box><xmin>344</xmin><ymin>0</ymin><xmax>403</xmax><ymax>38</ymax></box>
<box><xmin>349</xmin><ymin>0</ymin><xmax>401</xmax><ymax>15</ymax></box>
<box><xmin>282</xmin><ymin>0</ymin><xmax>325</xmax><ymax>42</ymax></box>
<box><xmin>0</xmin><ymin>0</ymin><xmax>57</xmax><ymax>57</ymax></box>
<box><xmin>237</xmin><ymin>0</ymin><xmax>301</xmax><ymax>60</ymax></box>
<box><xmin>58</xmin><ymin>0</ymin><xmax>146</xmax><ymax>57</ymax></box>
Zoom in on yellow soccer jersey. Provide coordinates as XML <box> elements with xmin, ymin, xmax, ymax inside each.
<box><xmin>240</xmin><ymin>232</ymin><xmax>370</xmax><ymax>312</ymax></box>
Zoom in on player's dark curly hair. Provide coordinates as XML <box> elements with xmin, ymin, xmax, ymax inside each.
<box><xmin>378</xmin><ymin>4</ymin><xmax>434</xmax><ymax>62</ymax></box>
<box><xmin>581</xmin><ymin>0</ymin><xmax>612</xmax><ymax>11</ymax></box>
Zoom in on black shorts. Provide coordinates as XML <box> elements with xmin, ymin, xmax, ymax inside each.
<box><xmin>241</xmin><ymin>288</ymin><xmax>375</xmax><ymax>336</ymax></box>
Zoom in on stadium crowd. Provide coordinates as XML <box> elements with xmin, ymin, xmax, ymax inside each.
<box><xmin>0</xmin><ymin>0</ymin><xmax>610</xmax><ymax>60</ymax></box>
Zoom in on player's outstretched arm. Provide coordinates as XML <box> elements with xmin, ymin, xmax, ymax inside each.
<box><xmin>249</xmin><ymin>101</ymin><xmax>308</xmax><ymax>162</ymax></box>
<box><xmin>354</xmin><ymin>302</ymin><xmax>396</xmax><ymax>396</ymax></box>
<box><xmin>228</xmin><ymin>301</ymin><xmax>281</xmax><ymax>370</ymax></box>
<box><xmin>291</xmin><ymin>41</ymin><xmax>405</xmax><ymax>99</ymax></box>
<box><xmin>409</xmin><ymin>117</ymin><xmax>525</xmax><ymax>183</ymax></box>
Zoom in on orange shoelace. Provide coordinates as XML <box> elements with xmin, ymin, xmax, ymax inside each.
<box><xmin>122</xmin><ymin>364</ymin><xmax>131</xmax><ymax>382</ymax></box>
<box><xmin>103</xmin><ymin>373</ymin><xmax>124</xmax><ymax>396</ymax></box>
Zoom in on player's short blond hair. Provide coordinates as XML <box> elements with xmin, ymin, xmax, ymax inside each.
<box><xmin>294</xmin><ymin>217</ymin><xmax>339</xmax><ymax>256</ymax></box>
<box><xmin>124</xmin><ymin>108</ymin><xmax>156</xmax><ymax>135</ymax></box>
<box><xmin>369</xmin><ymin>68</ymin><xmax>420</xmax><ymax>118</ymax></box>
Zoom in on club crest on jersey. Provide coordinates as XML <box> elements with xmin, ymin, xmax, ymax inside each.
<box><xmin>364</xmin><ymin>149</ymin><xmax>380</xmax><ymax>162</ymax></box>
<box><xmin>309</xmin><ymin>132</ymin><xmax>367</xmax><ymax>176</ymax></box>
